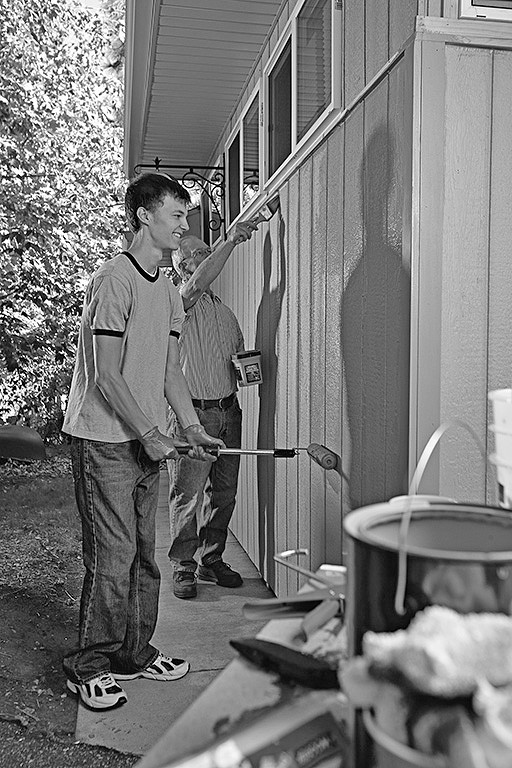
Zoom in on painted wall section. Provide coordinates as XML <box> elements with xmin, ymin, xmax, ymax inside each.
<box><xmin>410</xmin><ymin>24</ymin><xmax>512</xmax><ymax>504</ymax></box>
<box><xmin>214</xmin><ymin>63</ymin><xmax>412</xmax><ymax>595</ymax></box>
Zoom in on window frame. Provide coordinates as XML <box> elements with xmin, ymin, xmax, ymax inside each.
<box><xmin>263</xmin><ymin>0</ymin><xmax>341</xmax><ymax>185</ymax></box>
<box><xmin>225</xmin><ymin>84</ymin><xmax>262</xmax><ymax>227</ymax></box>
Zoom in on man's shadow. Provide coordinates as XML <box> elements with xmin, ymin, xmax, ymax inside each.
<box><xmin>342</xmin><ymin>124</ymin><xmax>411</xmax><ymax>510</ymax></box>
<box><xmin>255</xmin><ymin>216</ymin><xmax>286</xmax><ymax>583</ymax></box>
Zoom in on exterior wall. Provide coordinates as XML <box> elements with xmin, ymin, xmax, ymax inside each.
<box><xmin>213</xmin><ymin>13</ymin><xmax>415</xmax><ymax>593</ymax></box>
<box><xmin>410</xmin><ymin>19</ymin><xmax>512</xmax><ymax>503</ymax></box>
<box><xmin>207</xmin><ymin>6</ymin><xmax>512</xmax><ymax>595</ymax></box>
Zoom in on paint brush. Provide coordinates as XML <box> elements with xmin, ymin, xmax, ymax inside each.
<box><xmin>249</xmin><ymin>194</ymin><xmax>280</xmax><ymax>225</ymax></box>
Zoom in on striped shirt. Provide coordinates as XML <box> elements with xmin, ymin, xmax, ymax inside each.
<box><xmin>178</xmin><ymin>290</ymin><xmax>244</xmax><ymax>399</ymax></box>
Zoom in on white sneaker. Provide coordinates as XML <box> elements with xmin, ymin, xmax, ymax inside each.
<box><xmin>112</xmin><ymin>652</ymin><xmax>190</xmax><ymax>681</ymax></box>
<box><xmin>66</xmin><ymin>672</ymin><xmax>127</xmax><ymax>710</ymax></box>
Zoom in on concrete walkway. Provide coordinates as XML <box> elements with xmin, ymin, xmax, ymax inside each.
<box><xmin>74</xmin><ymin>468</ymin><xmax>275</xmax><ymax>757</ymax></box>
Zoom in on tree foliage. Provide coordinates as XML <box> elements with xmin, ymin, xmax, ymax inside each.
<box><xmin>0</xmin><ymin>0</ymin><xmax>126</xmax><ymax>438</ymax></box>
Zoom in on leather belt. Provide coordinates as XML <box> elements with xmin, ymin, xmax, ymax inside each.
<box><xmin>192</xmin><ymin>393</ymin><xmax>236</xmax><ymax>410</ymax></box>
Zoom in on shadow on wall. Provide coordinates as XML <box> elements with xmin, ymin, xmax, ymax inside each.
<box><xmin>342</xmin><ymin>123</ymin><xmax>411</xmax><ymax>510</ymax></box>
<box><xmin>255</xmin><ymin>217</ymin><xmax>286</xmax><ymax>582</ymax></box>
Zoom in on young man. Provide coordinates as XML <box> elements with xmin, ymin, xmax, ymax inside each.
<box><xmin>62</xmin><ymin>173</ymin><xmax>223</xmax><ymax>710</ymax></box>
<box><xmin>167</xmin><ymin>222</ymin><xmax>258</xmax><ymax>599</ymax></box>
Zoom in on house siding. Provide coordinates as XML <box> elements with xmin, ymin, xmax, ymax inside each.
<box><xmin>207</xmin><ymin>6</ymin><xmax>512</xmax><ymax>594</ymax></box>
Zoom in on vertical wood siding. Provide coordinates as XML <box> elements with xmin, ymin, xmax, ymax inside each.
<box><xmin>411</xmin><ymin>38</ymin><xmax>512</xmax><ymax>505</ymax></box>
<box><xmin>215</xmin><ymin>56</ymin><xmax>412</xmax><ymax>594</ymax></box>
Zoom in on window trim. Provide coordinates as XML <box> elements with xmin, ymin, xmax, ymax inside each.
<box><xmin>263</xmin><ymin>0</ymin><xmax>342</xmax><ymax>186</ymax></box>
<box><xmin>224</xmin><ymin>83</ymin><xmax>262</xmax><ymax>227</ymax></box>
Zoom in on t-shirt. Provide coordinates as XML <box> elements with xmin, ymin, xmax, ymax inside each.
<box><xmin>62</xmin><ymin>251</ymin><xmax>184</xmax><ymax>442</ymax></box>
<box><xmin>178</xmin><ymin>290</ymin><xmax>244</xmax><ymax>399</ymax></box>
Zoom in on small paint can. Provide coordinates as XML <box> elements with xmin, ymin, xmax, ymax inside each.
<box><xmin>231</xmin><ymin>350</ymin><xmax>263</xmax><ymax>387</ymax></box>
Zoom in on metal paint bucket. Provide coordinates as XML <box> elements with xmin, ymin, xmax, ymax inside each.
<box><xmin>343</xmin><ymin>499</ymin><xmax>512</xmax><ymax>656</ymax></box>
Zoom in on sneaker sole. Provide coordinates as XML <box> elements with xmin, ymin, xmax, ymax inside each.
<box><xmin>66</xmin><ymin>679</ymin><xmax>127</xmax><ymax>710</ymax></box>
<box><xmin>173</xmin><ymin>586</ymin><xmax>197</xmax><ymax>599</ymax></box>
<box><xmin>113</xmin><ymin>661</ymin><xmax>190</xmax><ymax>682</ymax></box>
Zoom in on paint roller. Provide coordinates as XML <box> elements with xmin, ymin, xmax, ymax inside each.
<box><xmin>175</xmin><ymin>442</ymin><xmax>339</xmax><ymax>471</ymax></box>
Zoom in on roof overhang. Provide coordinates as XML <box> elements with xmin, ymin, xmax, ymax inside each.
<box><xmin>124</xmin><ymin>0</ymin><xmax>283</xmax><ymax>179</ymax></box>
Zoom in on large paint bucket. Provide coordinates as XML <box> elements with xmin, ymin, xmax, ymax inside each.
<box><xmin>343</xmin><ymin>498</ymin><xmax>512</xmax><ymax>656</ymax></box>
<box><xmin>488</xmin><ymin>388</ymin><xmax>512</xmax><ymax>508</ymax></box>
<box><xmin>344</xmin><ymin>497</ymin><xmax>512</xmax><ymax>768</ymax></box>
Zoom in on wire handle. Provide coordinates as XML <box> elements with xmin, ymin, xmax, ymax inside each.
<box><xmin>394</xmin><ymin>419</ymin><xmax>487</xmax><ymax>615</ymax></box>
<box><xmin>274</xmin><ymin>548</ymin><xmax>345</xmax><ymax>596</ymax></box>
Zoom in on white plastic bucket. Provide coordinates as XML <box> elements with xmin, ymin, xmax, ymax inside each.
<box><xmin>488</xmin><ymin>389</ymin><xmax>512</xmax><ymax>508</ymax></box>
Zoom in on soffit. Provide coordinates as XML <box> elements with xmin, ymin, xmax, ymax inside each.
<box><xmin>124</xmin><ymin>0</ymin><xmax>284</xmax><ymax>176</ymax></box>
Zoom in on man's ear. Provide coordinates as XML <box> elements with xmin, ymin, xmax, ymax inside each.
<box><xmin>136</xmin><ymin>206</ymin><xmax>151</xmax><ymax>226</ymax></box>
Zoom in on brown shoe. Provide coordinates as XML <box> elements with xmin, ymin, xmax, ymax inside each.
<box><xmin>173</xmin><ymin>571</ymin><xmax>197</xmax><ymax>599</ymax></box>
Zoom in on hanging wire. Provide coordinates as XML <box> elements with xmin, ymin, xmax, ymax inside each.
<box><xmin>394</xmin><ymin>419</ymin><xmax>487</xmax><ymax>615</ymax></box>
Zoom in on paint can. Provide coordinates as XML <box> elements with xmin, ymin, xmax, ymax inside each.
<box><xmin>231</xmin><ymin>350</ymin><xmax>263</xmax><ymax>387</ymax></box>
<box><xmin>488</xmin><ymin>389</ymin><xmax>512</xmax><ymax>509</ymax></box>
<box><xmin>344</xmin><ymin>497</ymin><xmax>512</xmax><ymax>768</ymax></box>
<box><xmin>343</xmin><ymin>498</ymin><xmax>512</xmax><ymax>657</ymax></box>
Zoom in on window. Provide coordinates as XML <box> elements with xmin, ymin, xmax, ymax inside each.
<box><xmin>225</xmin><ymin>89</ymin><xmax>261</xmax><ymax>224</ymax></box>
<box><xmin>243</xmin><ymin>97</ymin><xmax>260</xmax><ymax>207</ymax></box>
<box><xmin>269</xmin><ymin>41</ymin><xmax>292</xmax><ymax>177</ymax></box>
<box><xmin>459</xmin><ymin>0</ymin><xmax>512</xmax><ymax>18</ymax></box>
<box><xmin>228</xmin><ymin>133</ymin><xmax>241</xmax><ymax>223</ymax></box>
<box><xmin>297</xmin><ymin>0</ymin><xmax>332</xmax><ymax>141</ymax></box>
<box><xmin>266</xmin><ymin>0</ymin><xmax>334</xmax><ymax>178</ymax></box>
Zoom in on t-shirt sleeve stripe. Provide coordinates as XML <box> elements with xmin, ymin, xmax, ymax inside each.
<box><xmin>92</xmin><ymin>329</ymin><xmax>124</xmax><ymax>337</ymax></box>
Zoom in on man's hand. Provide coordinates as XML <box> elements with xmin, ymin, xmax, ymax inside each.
<box><xmin>183</xmin><ymin>424</ymin><xmax>225</xmax><ymax>461</ymax></box>
<box><xmin>228</xmin><ymin>220</ymin><xmax>258</xmax><ymax>246</ymax></box>
<box><xmin>140</xmin><ymin>426</ymin><xmax>179</xmax><ymax>461</ymax></box>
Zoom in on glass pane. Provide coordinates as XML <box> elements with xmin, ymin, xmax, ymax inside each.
<box><xmin>243</xmin><ymin>96</ymin><xmax>259</xmax><ymax>207</ymax></box>
<box><xmin>297</xmin><ymin>0</ymin><xmax>331</xmax><ymax>141</ymax></box>
<box><xmin>269</xmin><ymin>40</ymin><xmax>292</xmax><ymax>176</ymax></box>
<box><xmin>228</xmin><ymin>133</ymin><xmax>240</xmax><ymax>223</ymax></box>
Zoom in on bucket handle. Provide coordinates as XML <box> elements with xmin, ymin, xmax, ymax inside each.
<box><xmin>394</xmin><ymin>418</ymin><xmax>487</xmax><ymax>616</ymax></box>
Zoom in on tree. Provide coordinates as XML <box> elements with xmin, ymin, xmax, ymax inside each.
<box><xmin>0</xmin><ymin>0</ymin><xmax>126</xmax><ymax>438</ymax></box>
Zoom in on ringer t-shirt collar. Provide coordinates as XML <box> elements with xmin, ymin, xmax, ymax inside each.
<box><xmin>122</xmin><ymin>251</ymin><xmax>159</xmax><ymax>282</ymax></box>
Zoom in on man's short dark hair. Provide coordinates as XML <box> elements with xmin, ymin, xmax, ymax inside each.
<box><xmin>125</xmin><ymin>173</ymin><xmax>191</xmax><ymax>233</ymax></box>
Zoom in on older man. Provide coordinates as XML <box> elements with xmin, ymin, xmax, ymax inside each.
<box><xmin>168</xmin><ymin>222</ymin><xmax>258</xmax><ymax>598</ymax></box>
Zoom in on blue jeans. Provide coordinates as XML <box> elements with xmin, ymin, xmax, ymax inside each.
<box><xmin>168</xmin><ymin>399</ymin><xmax>242</xmax><ymax>572</ymax></box>
<box><xmin>63</xmin><ymin>438</ymin><xmax>161</xmax><ymax>684</ymax></box>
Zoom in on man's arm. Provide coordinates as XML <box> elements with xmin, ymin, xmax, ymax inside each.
<box><xmin>164</xmin><ymin>336</ymin><xmax>225</xmax><ymax>454</ymax></box>
<box><xmin>93</xmin><ymin>334</ymin><xmax>156</xmax><ymax>438</ymax></box>
<box><xmin>163</xmin><ymin>335</ymin><xmax>202</xmax><ymax>429</ymax></box>
<box><xmin>180</xmin><ymin>220</ymin><xmax>258</xmax><ymax>311</ymax></box>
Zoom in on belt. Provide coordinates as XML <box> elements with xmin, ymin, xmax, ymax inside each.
<box><xmin>192</xmin><ymin>393</ymin><xmax>236</xmax><ymax>410</ymax></box>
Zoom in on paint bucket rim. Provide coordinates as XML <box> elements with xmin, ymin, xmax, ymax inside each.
<box><xmin>344</xmin><ymin>502</ymin><xmax>512</xmax><ymax>562</ymax></box>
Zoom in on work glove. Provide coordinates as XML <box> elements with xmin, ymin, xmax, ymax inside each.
<box><xmin>140</xmin><ymin>426</ymin><xmax>180</xmax><ymax>461</ymax></box>
<box><xmin>183</xmin><ymin>423</ymin><xmax>225</xmax><ymax>461</ymax></box>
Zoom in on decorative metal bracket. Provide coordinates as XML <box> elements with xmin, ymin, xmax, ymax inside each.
<box><xmin>133</xmin><ymin>158</ymin><xmax>225</xmax><ymax>235</ymax></box>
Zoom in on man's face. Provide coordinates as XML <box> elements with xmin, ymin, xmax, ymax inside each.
<box><xmin>172</xmin><ymin>237</ymin><xmax>212</xmax><ymax>280</ymax></box>
<box><xmin>142</xmin><ymin>194</ymin><xmax>189</xmax><ymax>251</ymax></box>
